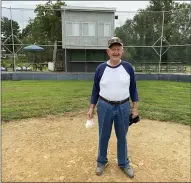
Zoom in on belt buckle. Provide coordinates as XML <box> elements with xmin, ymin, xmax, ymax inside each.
<box><xmin>118</xmin><ymin>100</ymin><xmax>122</xmax><ymax>105</ymax></box>
<box><xmin>115</xmin><ymin>101</ymin><xmax>120</xmax><ymax>105</ymax></box>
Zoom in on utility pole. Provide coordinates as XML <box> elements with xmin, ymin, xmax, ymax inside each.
<box><xmin>190</xmin><ymin>0</ymin><xmax>191</xmax><ymax>21</ymax></box>
<box><xmin>10</xmin><ymin>6</ymin><xmax>16</xmax><ymax>72</ymax></box>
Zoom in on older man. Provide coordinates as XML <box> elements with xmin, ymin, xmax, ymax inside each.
<box><xmin>87</xmin><ymin>37</ymin><xmax>139</xmax><ymax>178</ymax></box>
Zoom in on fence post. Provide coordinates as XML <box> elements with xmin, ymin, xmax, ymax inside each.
<box><xmin>85</xmin><ymin>49</ymin><xmax>87</xmax><ymax>73</ymax></box>
<box><xmin>10</xmin><ymin>6</ymin><xmax>16</xmax><ymax>72</ymax></box>
<box><xmin>64</xmin><ymin>8</ymin><xmax>67</xmax><ymax>72</ymax></box>
<box><xmin>159</xmin><ymin>11</ymin><xmax>165</xmax><ymax>74</ymax></box>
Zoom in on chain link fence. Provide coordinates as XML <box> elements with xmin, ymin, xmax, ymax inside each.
<box><xmin>115</xmin><ymin>9</ymin><xmax>191</xmax><ymax>73</ymax></box>
<box><xmin>1</xmin><ymin>6</ymin><xmax>191</xmax><ymax>73</ymax></box>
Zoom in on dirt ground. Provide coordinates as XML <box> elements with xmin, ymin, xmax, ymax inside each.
<box><xmin>2</xmin><ymin>111</ymin><xmax>190</xmax><ymax>182</ymax></box>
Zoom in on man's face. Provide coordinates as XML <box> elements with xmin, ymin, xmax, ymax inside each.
<box><xmin>107</xmin><ymin>44</ymin><xmax>124</xmax><ymax>61</ymax></box>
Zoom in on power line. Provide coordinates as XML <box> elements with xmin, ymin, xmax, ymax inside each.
<box><xmin>2</xmin><ymin>6</ymin><xmax>191</xmax><ymax>13</ymax></box>
<box><xmin>3</xmin><ymin>43</ymin><xmax>191</xmax><ymax>47</ymax></box>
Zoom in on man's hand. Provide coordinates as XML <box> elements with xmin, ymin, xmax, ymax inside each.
<box><xmin>87</xmin><ymin>104</ymin><xmax>95</xmax><ymax>119</ymax></box>
<box><xmin>131</xmin><ymin>107</ymin><xmax>138</xmax><ymax>118</ymax></box>
<box><xmin>131</xmin><ymin>102</ymin><xmax>138</xmax><ymax>118</ymax></box>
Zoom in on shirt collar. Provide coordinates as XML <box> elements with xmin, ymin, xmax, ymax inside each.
<box><xmin>107</xmin><ymin>59</ymin><xmax>121</xmax><ymax>66</ymax></box>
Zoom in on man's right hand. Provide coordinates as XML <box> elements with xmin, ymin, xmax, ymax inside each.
<box><xmin>87</xmin><ymin>105</ymin><xmax>95</xmax><ymax>119</ymax></box>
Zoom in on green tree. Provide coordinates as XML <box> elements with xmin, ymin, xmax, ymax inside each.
<box><xmin>115</xmin><ymin>0</ymin><xmax>191</xmax><ymax>65</ymax></box>
<box><xmin>1</xmin><ymin>16</ymin><xmax>21</xmax><ymax>53</ymax></box>
<box><xmin>21</xmin><ymin>1</ymin><xmax>66</xmax><ymax>44</ymax></box>
<box><xmin>148</xmin><ymin>0</ymin><xmax>174</xmax><ymax>65</ymax></box>
<box><xmin>20</xmin><ymin>1</ymin><xmax>67</xmax><ymax>63</ymax></box>
<box><xmin>115</xmin><ymin>19</ymin><xmax>137</xmax><ymax>62</ymax></box>
<box><xmin>167</xmin><ymin>3</ymin><xmax>191</xmax><ymax>64</ymax></box>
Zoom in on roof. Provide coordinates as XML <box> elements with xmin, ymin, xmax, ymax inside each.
<box><xmin>61</xmin><ymin>6</ymin><xmax>116</xmax><ymax>12</ymax></box>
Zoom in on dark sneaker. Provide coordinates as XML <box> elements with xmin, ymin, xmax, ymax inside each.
<box><xmin>120</xmin><ymin>166</ymin><xmax>134</xmax><ymax>178</ymax></box>
<box><xmin>96</xmin><ymin>162</ymin><xmax>109</xmax><ymax>176</ymax></box>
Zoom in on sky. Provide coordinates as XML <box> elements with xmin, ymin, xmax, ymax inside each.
<box><xmin>1</xmin><ymin>1</ymin><xmax>150</xmax><ymax>29</ymax></box>
<box><xmin>1</xmin><ymin>0</ymin><xmax>191</xmax><ymax>29</ymax></box>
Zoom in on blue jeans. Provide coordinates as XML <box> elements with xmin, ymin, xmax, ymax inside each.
<box><xmin>97</xmin><ymin>98</ymin><xmax>130</xmax><ymax>168</ymax></box>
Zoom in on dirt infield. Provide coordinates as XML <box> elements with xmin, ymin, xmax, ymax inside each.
<box><xmin>2</xmin><ymin>112</ymin><xmax>190</xmax><ymax>182</ymax></box>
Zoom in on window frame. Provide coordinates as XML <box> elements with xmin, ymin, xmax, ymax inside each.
<box><xmin>65</xmin><ymin>21</ymin><xmax>80</xmax><ymax>37</ymax></box>
<box><xmin>98</xmin><ymin>22</ymin><xmax>111</xmax><ymax>37</ymax></box>
<box><xmin>82</xmin><ymin>22</ymin><xmax>96</xmax><ymax>37</ymax></box>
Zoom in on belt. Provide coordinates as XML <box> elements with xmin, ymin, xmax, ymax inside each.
<box><xmin>99</xmin><ymin>96</ymin><xmax>129</xmax><ymax>105</ymax></box>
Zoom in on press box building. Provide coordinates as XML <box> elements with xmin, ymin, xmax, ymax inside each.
<box><xmin>57</xmin><ymin>6</ymin><xmax>116</xmax><ymax>72</ymax></box>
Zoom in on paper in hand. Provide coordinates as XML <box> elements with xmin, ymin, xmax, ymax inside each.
<box><xmin>85</xmin><ymin>119</ymin><xmax>94</xmax><ymax>128</ymax></box>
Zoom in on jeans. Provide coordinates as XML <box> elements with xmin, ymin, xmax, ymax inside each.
<box><xmin>97</xmin><ymin>98</ymin><xmax>130</xmax><ymax>168</ymax></box>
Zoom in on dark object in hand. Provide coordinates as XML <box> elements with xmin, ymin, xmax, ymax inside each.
<box><xmin>129</xmin><ymin>114</ymin><xmax>140</xmax><ymax>126</ymax></box>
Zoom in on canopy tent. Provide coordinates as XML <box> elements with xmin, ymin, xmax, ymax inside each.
<box><xmin>23</xmin><ymin>45</ymin><xmax>44</xmax><ymax>63</ymax></box>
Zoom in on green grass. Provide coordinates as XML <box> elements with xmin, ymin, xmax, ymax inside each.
<box><xmin>137</xmin><ymin>81</ymin><xmax>190</xmax><ymax>125</ymax></box>
<box><xmin>2</xmin><ymin>80</ymin><xmax>190</xmax><ymax>125</ymax></box>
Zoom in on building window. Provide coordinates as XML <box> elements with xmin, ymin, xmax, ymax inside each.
<box><xmin>66</xmin><ymin>22</ymin><xmax>80</xmax><ymax>36</ymax></box>
<box><xmin>98</xmin><ymin>23</ymin><xmax>111</xmax><ymax>37</ymax></box>
<box><xmin>82</xmin><ymin>23</ymin><xmax>95</xmax><ymax>36</ymax></box>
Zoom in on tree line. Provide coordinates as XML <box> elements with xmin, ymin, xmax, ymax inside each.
<box><xmin>115</xmin><ymin>0</ymin><xmax>191</xmax><ymax>64</ymax></box>
<box><xmin>1</xmin><ymin>0</ymin><xmax>191</xmax><ymax>64</ymax></box>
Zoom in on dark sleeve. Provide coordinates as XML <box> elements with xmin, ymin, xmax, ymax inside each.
<box><xmin>90</xmin><ymin>63</ymin><xmax>106</xmax><ymax>105</ymax></box>
<box><xmin>122</xmin><ymin>61</ymin><xmax>139</xmax><ymax>102</ymax></box>
<box><xmin>129</xmin><ymin>65</ymin><xmax>139</xmax><ymax>102</ymax></box>
<box><xmin>90</xmin><ymin>68</ymin><xmax>100</xmax><ymax>104</ymax></box>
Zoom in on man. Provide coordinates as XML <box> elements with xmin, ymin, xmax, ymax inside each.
<box><xmin>87</xmin><ymin>37</ymin><xmax>139</xmax><ymax>178</ymax></box>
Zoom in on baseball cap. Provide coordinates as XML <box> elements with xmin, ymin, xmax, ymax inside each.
<box><xmin>108</xmin><ymin>37</ymin><xmax>123</xmax><ymax>48</ymax></box>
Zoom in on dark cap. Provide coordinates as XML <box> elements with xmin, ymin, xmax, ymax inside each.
<box><xmin>108</xmin><ymin>37</ymin><xmax>123</xmax><ymax>48</ymax></box>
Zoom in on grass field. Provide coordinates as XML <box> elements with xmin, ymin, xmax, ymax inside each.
<box><xmin>2</xmin><ymin>80</ymin><xmax>190</xmax><ymax>125</ymax></box>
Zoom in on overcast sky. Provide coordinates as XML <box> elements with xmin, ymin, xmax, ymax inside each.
<box><xmin>2</xmin><ymin>0</ymin><xmax>190</xmax><ymax>29</ymax></box>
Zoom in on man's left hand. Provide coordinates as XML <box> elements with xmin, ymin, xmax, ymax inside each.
<box><xmin>131</xmin><ymin>107</ymin><xmax>138</xmax><ymax>118</ymax></box>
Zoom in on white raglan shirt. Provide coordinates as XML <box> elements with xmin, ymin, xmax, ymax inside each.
<box><xmin>90</xmin><ymin>60</ymin><xmax>138</xmax><ymax>104</ymax></box>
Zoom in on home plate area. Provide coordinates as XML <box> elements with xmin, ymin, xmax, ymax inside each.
<box><xmin>2</xmin><ymin>112</ymin><xmax>190</xmax><ymax>182</ymax></box>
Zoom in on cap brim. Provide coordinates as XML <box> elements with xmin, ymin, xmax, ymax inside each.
<box><xmin>108</xmin><ymin>42</ymin><xmax>123</xmax><ymax>48</ymax></box>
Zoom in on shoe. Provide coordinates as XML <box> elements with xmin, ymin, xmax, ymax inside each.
<box><xmin>96</xmin><ymin>162</ymin><xmax>109</xmax><ymax>176</ymax></box>
<box><xmin>120</xmin><ymin>166</ymin><xmax>134</xmax><ymax>178</ymax></box>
